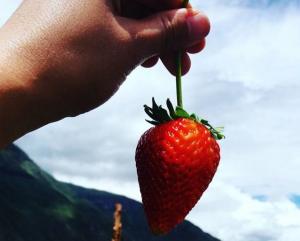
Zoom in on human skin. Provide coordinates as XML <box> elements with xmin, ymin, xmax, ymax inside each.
<box><xmin>0</xmin><ymin>0</ymin><xmax>210</xmax><ymax>148</ymax></box>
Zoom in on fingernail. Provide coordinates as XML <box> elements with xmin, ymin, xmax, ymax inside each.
<box><xmin>187</xmin><ymin>13</ymin><xmax>210</xmax><ymax>44</ymax></box>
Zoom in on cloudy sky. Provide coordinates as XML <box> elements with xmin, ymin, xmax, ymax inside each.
<box><xmin>1</xmin><ymin>0</ymin><xmax>300</xmax><ymax>240</ymax></box>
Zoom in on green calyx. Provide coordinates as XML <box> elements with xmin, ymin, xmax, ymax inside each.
<box><xmin>143</xmin><ymin>1</ymin><xmax>225</xmax><ymax>141</ymax></box>
<box><xmin>144</xmin><ymin>98</ymin><xmax>225</xmax><ymax>140</ymax></box>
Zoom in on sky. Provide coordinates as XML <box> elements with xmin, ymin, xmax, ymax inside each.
<box><xmin>1</xmin><ymin>0</ymin><xmax>300</xmax><ymax>240</ymax></box>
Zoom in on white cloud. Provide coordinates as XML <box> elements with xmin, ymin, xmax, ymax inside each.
<box><xmin>188</xmin><ymin>181</ymin><xmax>300</xmax><ymax>241</ymax></box>
<box><xmin>196</xmin><ymin>0</ymin><xmax>300</xmax><ymax>89</ymax></box>
<box><xmin>1</xmin><ymin>0</ymin><xmax>300</xmax><ymax>241</ymax></box>
<box><xmin>55</xmin><ymin>173</ymin><xmax>142</xmax><ymax>202</ymax></box>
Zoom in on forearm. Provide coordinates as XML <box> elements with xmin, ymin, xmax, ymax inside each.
<box><xmin>0</xmin><ymin>31</ymin><xmax>51</xmax><ymax>148</ymax></box>
<box><xmin>0</xmin><ymin>0</ymin><xmax>210</xmax><ymax>148</ymax></box>
<box><xmin>0</xmin><ymin>76</ymin><xmax>29</xmax><ymax>148</ymax></box>
<box><xmin>0</xmin><ymin>68</ymin><xmax>29</xmax><ymax>149</ymax></box>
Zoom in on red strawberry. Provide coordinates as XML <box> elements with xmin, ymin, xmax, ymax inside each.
<box><xmin>135</xmin><ymin>99</ymin><xmax>223</xmax><ymax>234</ymax></box>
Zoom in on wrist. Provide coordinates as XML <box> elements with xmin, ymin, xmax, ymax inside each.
<box><xmin>0</xmin><ymin>75</ymin><xmax>30</xmax><ymax>149</ymax></box>
<box><xmin>0</xmin><ymin>32</ymin><xmax>53</xmax><ymax>148</ymax></box>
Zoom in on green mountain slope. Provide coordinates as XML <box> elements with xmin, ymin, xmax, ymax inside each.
<box><xmin>0</xmin><ymin>144</ymin><xmax>220</xmax><ymax>241</ymax></box>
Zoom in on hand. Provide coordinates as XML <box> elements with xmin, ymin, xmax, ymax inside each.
<box><xmin>0</xmin><ymin>0</ymin><xmax>210</xmax><ymax>147</ymax></box>
<box><xmin>117</xmin><ymin>0</ymin><xmax>209</xmax><ymax>75</ymax></box>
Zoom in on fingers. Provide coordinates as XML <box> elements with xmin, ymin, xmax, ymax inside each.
<box><xmin>116</xmin><ymin>0</ymin><xmax>153</xmax><ymax>18</ymax></box>
<box><xmin>141</xmin><ymin>39</ymin><xmax>206</xmax><ymax>73</ymax></box>
<box><xmin>142</xmin><ymin>52</ymin><xmax>191</xmax><ymax>76</ymax></box>
<box><xmin>121</xmin><ymin>4</ymin><xmax>210</xmax><ymax>75</ymax></box>
<box><xmin>119</xmin><ymin>0</ymin><xmax>181</xmax><ymax>12</ymax></box>
<box><xmin>186</xmin><ymin>39</ymin><xmax>206</xmax><ymax>54</ymax></box>
<box><xmin>160</xmin><ymin>51</ymin><xmax>191</xmax><ymax>76</ymax></box>
<box><xmin>141</xmin><ymin>56</ymin><xmax>159</xmax><ymax>68</ymax></box>
<box><xmin>132</xmin><ymin>0</ymin><xmax>188</xmax><ymax>11</ymax></box>
<box><xmin>128</xmin><ymin>8</ymin><xmax>210</xmax><ymax>58</ymax></box>
<box><xmin>117</xmin><ymin>0</ymin><xmax>193</xmax><ymax>18</ymax></box>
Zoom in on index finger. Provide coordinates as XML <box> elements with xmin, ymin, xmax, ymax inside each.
<box><xmin>130</xmin><ymin>0</ymin><xmax>191</xmax><ymax>11</ymax></box>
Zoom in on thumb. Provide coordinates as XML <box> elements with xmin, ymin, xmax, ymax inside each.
<box><xmin>131</xmin><ymin>8</ymin><xmax>210</xmax><ymax>57</ymax></box>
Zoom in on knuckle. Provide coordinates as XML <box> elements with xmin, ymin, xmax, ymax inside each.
<box><xmin>159</xmin><ymin>14</ymin><xmax>188</xmax><ymax>52</ymax></box>
<box><xmin>159</xmin><ymin>14</ymin><xmax>177</xmax><ymax>52</ymax></box>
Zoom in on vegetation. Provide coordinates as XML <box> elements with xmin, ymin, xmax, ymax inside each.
<box><xmin>0</xmin><ymin>144</ymin><xmax>220</xmax><ymax>241</ymax></box>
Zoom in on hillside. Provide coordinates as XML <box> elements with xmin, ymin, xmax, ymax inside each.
<box><xmin>0</xmin><ymin>144</ymin><xmax>220</xmax><ymax>241</ymax></box>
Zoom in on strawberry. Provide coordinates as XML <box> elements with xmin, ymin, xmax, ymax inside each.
<box><xmin>135</xmin><ymin>99</ymin><xmax>224</xmax><ymax>234</ymax></box>
<box><xmin>135</xmin><ymin>0</ymin><xmax>222</xmax><ymax>234</ymax></box>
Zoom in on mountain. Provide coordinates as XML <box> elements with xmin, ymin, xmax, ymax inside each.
<box><xmin>0</xmin><ymin>144</ymin><xmax>220</xmax><ymax>241</ymax></box>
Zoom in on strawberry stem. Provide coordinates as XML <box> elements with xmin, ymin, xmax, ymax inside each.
<box><xmin>176</xmin><ymin>52</ymin><xmax>183</xmax><ymax>108</ymax></box>
<box><xmin>176</xmin><ymin>0</ymin><xmax>189</xmax><ymax>108</ymax></box>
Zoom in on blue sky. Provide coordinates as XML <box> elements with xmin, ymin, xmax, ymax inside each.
<box><xmin>1</xmin><ymin>0</ymin><xmax>300</xmax><ymax>241</ymax></box>
<box><xmin>291</xmin><ymin>195</ymin><xmax>300</xmax><ymax>208</ymax></box>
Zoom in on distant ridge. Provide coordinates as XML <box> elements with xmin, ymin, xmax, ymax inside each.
<box><xmin>0</xmin><ymin>144</ymin><xmax>220</xmax><ymax>241</ymax></box>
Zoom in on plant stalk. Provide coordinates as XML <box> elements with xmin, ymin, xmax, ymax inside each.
<box><xmin>176</xmin><ymin>52</ymin><xmax>183</xmax><ymax>108</ymax></box>
<box><xmin>111</xmin><ymin>203</ymin><xmax>122</xmax><ymax>241</ymax></box>
<box><xmin>176</xmin><ymin>0</ymin><xmax>189</xmax><ymax>108</ymax></box>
